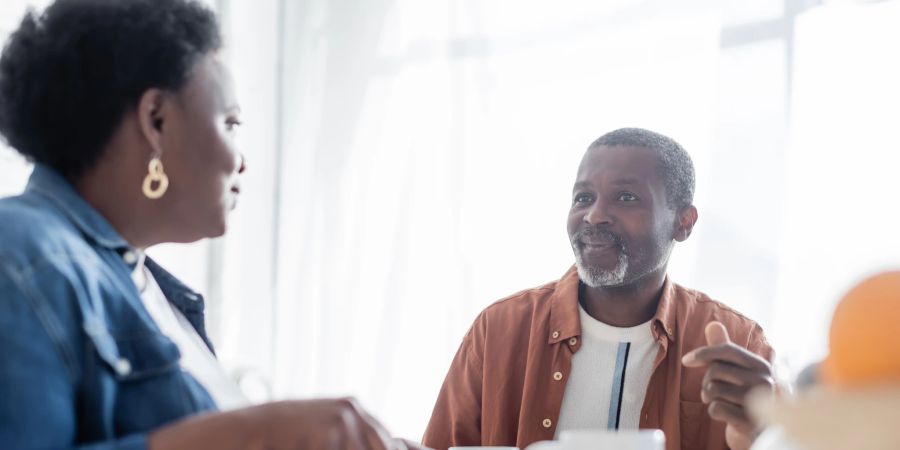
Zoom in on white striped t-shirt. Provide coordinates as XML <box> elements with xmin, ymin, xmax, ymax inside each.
<box><xmin>555</xmin><ymin>305</ymin><xmax>659</xmax><ymax>436</ymax></box>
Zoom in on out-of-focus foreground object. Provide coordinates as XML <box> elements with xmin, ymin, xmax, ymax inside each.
<box><xmin>821</xmin><ymin>271</ymin><xmax>900</xmax><ymax>387</ymax></box>
<box><xmin>749</xmin><ymin>271</ymin><xmax>900</xmax><ymax>450</ymax></box>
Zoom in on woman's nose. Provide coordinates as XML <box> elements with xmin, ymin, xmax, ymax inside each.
<box><xmin>237</xmin><ymin>153</ymin><xmax>247</xmax><ymax>174</ymax></box>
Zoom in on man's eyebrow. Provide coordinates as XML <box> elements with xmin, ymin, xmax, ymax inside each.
<box><xmin>572</xmin><ymin>181</ymin><xmax>591</xmax><ymax>190</ymax></box>
<box><xmin>573</xmin><ymin>177</ymin><xmax>644</xmax><ymax>191</ymax></box>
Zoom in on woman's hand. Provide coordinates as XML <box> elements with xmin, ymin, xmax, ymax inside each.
<box><xmin>148</xmin><ymin>398</ymin><xmax>406</xmax><ymax>450</ymax></box>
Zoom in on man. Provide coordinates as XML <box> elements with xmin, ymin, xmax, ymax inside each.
<box><xmin>423</xmin><ymin>128</ymin><xmax>775</xmax><ymax>450</ymax></box>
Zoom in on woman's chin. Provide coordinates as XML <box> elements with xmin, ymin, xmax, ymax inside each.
<box><xmin>207</xmin><ymin>218</ymin><xmax>228</xmax><ymax>238</ymax></box>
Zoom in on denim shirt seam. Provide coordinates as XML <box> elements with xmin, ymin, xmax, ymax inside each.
<box><xmin>26</xmin><ymin>177</ymin><xmax>127</xmax><ymax>250</ymax></box>
<box><xmin>0</xmin><ymin>254</ymin><xmax>80</xmax><ymax>382</ymax></box>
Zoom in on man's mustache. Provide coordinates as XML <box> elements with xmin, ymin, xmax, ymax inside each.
<box><xmin>572</xmin><ymin>227</ymin><xmax>625</xmax><ymax>250</ymax></box>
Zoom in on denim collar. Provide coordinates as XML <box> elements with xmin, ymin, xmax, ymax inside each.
<box><xmin>26</xmin><ymin>164</ymin><xmax>130</xmax><ymax>251</ymax></box>
<box><xmin>24</xmin><ymin>165</ymin><xmax>214</xmax><ymax>352</ymax></box>
<box><xmin>145</xmin><ymin>257</ymin><xmax>215</xmax><ymax>354</ymax></box>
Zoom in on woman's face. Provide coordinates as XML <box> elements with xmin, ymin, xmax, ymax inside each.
<box><xmin>157</xmin><ymin>55</ymin><xmax>245</xmax><ymax>242</ymax></box>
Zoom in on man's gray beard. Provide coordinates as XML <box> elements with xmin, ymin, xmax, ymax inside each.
<box><xmin>574</xmin><ymin>248</ymin><xmax>629</xmax><ymax>287</ymax></box>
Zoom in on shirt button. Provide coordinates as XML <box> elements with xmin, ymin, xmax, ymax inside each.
<box><xmin>568</xmin><ymin>337</ymin><xmax>578</xmax><ymax>346</ymax></box>
<box><xmin>122</xmin><ymin>251</ymin><xmax>138</xmax><ymax>265</ymax></box>
<box><xmin>115</xmin><ymin>358</ymin><xmax>132</xmax><ymax>376</ymax></box>
<box><xmin>551</xmin><ymin>331</ymin><xmax>560</xmax><ymax>339</ymax></box>
<box><xmin>542</xmin><ymin>418</ymin><xmax>552</xmax><ymax>428</ymax></box>
<box><xmin>553</xmin><ymin>371</ymin><xmax>563</xmax><ymax>381</ymax></box>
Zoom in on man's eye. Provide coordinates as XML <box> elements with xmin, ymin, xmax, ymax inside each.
<box><xmin>618</xmin><ymin>192</ymin><xmax>638</xmax><ymax>202</ymax></box>
<box><xmin>573</xmin><ymin>193</ymin><xmax>593</xmax><ymax>204</ymax></box>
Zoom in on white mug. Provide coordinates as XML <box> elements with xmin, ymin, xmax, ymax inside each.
<box><xmin>526</xmin><ymin>429</ymin><xmax>665</xmax><ymax>450</ymax></box>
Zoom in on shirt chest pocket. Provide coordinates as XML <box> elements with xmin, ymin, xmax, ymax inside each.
<box><xmin>679</xmin><ymin>400</ymin><xmax>712</xmax><ymax>450</ymax></box>
<box><xmin>680</xmin><ymin>399</ymin><xmax>732</xmax><ymax>450</ymax></box>
<box><xmin>86</xmin><ymin>327</ymin><xmax>213</xmax><ymax>432</ymax></box>
<box><xmin>88</xmin><ymin>328</ymin><xmax>181</xmax><ymax>380</ymax></box>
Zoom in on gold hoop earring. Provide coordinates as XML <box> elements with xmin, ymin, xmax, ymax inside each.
<box><xmin>142</xmin><ymin>157</ymin><xmax>169</xmax><ymax>199</ymax></box>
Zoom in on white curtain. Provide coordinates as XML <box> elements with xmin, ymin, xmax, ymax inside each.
<box><xmin>772</xmin><ymin>0</ymin><xmax>900</xmax><ymax>370</ymax></box>
<box><xmin>217</xmin><ymin>0</ymin><xmax>721</xmax><ymax>438</ymax></box>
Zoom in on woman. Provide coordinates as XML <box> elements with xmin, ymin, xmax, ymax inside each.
<box><xmin>0</xmin><ymin>0</ymin><xmax>414</xmax><ymax>448</ymax></box>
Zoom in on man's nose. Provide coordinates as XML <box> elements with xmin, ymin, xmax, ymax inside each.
<box><xmin>583</xmin><ymin>200</ymin><xmax>613</xmax><ymax>226</ymax></box>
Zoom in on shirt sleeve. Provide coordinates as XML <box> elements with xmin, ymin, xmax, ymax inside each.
<box><xmin>746</xmin><ymin>322</ymin><xmax>775</xmax><ymax>363</ymax></box>
<box><xmin>0</xmin><ymin>266</ymin><xmax>149</xmax><ymax>450</ymax></box>
<box><xmin>422</xmin><ymin>312</ymin><xmax>487</xmax><ymax>450</ymax></box>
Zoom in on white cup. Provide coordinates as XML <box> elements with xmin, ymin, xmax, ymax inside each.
<box><xmin>525</xmin><ymin>429</ymin><xmax>665</xmax><ymax>450</ymax></box>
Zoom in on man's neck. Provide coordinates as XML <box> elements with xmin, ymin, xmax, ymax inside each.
<box><xmin>579</xmin><ymin>269</ymin><xmax>667</xmax><ymax>328</ymax></box>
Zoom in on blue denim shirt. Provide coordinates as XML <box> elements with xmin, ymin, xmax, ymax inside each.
<box><xmin>0</xmin><ymin>165</ymin><xmax>217</xmax><ymax>449</ymax></box>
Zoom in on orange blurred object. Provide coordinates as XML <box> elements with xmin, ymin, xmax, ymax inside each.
<box><xmin>822</xmin><ymin>271</ymin><xmax>900</xmax><ymax>387</ymax></box>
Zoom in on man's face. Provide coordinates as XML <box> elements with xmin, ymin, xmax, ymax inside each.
<box><xmin>567</xmin><ymin>145</ymin><xmax>678</xmax><ymax>288</ymax></box>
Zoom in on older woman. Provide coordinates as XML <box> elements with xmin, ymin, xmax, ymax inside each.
<box><xmin>0</xmin><ymin>1</ymin><xmax>412</xmax><ymax>449</ymax></box>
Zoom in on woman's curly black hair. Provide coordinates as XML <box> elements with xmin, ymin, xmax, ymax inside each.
<box><xmin>0</xmin><ymin>0</ymin><xmax>221</xmax><ymax>179</ymax></box>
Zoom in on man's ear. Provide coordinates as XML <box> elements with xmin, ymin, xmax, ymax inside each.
<box><xmin>136</xmin><ymin>88</ymin><xmax>168</xmax><ymax>156</ymax></box>
<box><xmin>674</xmin><ymin>205</ymin><xmax>698</xmax><ymax>242</ymax></box>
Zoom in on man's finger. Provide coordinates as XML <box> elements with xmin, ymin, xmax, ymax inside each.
<box><xmin>707</xmin><ymin>400</ymin><xmax>754</xmax><ymax>433</ymax></box>
<box><xmin>703</xmin><ymin>361</ymin><xmax>775</xmax><ymax>388</ymax></box>
<box><xmin>682</xmin><ymin>344</ymin><xmax>771</xmax><ymax>372</ymax></box>
<box><xmin>703</xmin><ymin>379</ymin><xmax>753</xmax><ymax>406</ymax></box>
<box><xmin>705</xmin><ymin>321</ymin><xmax>730</xmax><ymax>346</ymax></box>
<box><xmin>682</xmin><ymin>321</ymin><xmax>734</xmax><ymax>367</ymax></box>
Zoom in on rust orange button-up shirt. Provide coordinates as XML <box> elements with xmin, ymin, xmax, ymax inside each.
<box><xmin>423</xmin><ymin>266</ymin><xmax>773</xmax><ymax>450</ymax></box>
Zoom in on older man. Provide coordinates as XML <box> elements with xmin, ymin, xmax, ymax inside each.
<box><xmin>423</xmin><ymin>128</ymin><xmax>775</xmax><ymax>450</ymax></box>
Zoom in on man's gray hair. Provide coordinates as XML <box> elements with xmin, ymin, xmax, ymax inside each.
<box><xmin>589</xmin><ymin>127</ymin><xmax>695</xmax><ymax>210</ymax></box>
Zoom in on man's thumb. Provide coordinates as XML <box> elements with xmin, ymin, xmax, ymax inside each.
<box><xmin>705</xmin><ymin>321</ymin><xmax>731</xmax><ymax>346</ymax></box>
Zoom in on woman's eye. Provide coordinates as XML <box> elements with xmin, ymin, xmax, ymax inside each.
<box><xmin>618</xmin><ymin>192</ymin><xmax>637</xmax><ymax>202</ymax></box>
<box><xmin>226</xmin><ymin>118</ymin><xmax>242</xmax><ymax>131</ymax></box>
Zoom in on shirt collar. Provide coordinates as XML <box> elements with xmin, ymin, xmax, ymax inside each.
<box><xmin>549</xmin><ymin>265</ymin><xmax>677</xmax><ymax>344</ymax></box>
<box><xmin>144</xmin><ymin>257</ymin><xmax>205</xmax><ymax>314</ymax></box>
<box><xmin>651</xmin><ymin>277</ymin><xmax>678</xmax><ymax>341</ymax></box>
<box><xmin>130</xmin><ymin>250</ymin><xmax>149</xmax><ymax>292</ymax></box>
<box><xmin>548</xmin><ymin>266</ymin><xmax>582</xmax><ymax>344</ymax></box>
<box><xmin>26</xmin><ymin>164</ymin><xmax>131</xmax><ymax>251</ymax></box>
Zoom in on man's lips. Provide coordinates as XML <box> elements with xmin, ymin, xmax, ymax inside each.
<box><xmin>580</xmin><ymin>242</ymin><xmax>618</xmax><ymax>253</ymax></box>
<box><xmin>574</xmin><ymin>228</ymin><xmax>624</xmax><ymax>253</ymax></box>
<box><xmin>576</xmin><ymin>237</ymin><xmax>622</xmax><ymax>258</ymax></box>
<box><xmin>579</xmin><ymin>238</ymin><xmax>617</xmax><ymax>248</ymax></box>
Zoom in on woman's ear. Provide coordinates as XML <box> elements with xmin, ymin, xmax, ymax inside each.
<box><xmin>136</xmin><ymin>88</ymin><xmax>168</xmax><ymax>156</ymax></box>
<box><xmin>674</xmin><ymin>205</ymin><xmax>698</xmax><ymax>242</ymax></box>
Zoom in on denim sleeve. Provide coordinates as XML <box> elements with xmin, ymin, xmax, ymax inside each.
<box><xmin>0</xmin><ymin>265</ymin><xmax>148</xmax><ymax>450</ymax></box>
